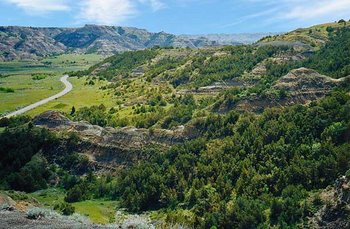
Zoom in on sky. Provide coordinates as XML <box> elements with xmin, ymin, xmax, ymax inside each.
<box><xmin>0</xmin><ymin>0</ymin><xmax>349</xmax><ymax>34</ymax></box>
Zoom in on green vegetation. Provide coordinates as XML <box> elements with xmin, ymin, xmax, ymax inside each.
<box><xmin>1</xmin><ymin>23</ymin><xmax>350</xmax><ymax>227</ymax></box>
<box><xmin>266</xmin><ymin>27</ymin><xmax>350</xmax><ymax>79</ymax></box>
<box><xmin>170</xmin><ymin>45</ymin><xmax>290</xmax><ymax>87</ymax></box>
<box><xmin>112</xmin><ymin>91</ymin><xmax>350</xmax><ymax>228</ymax></box>
<box><xmin>2</xmin><ymin>91</ymin><xmax>349</xmax><ymax>227</ymax></box>
<box><xmin>0</xmin><ymin>122</ymin><xmax>58</xmax><ymax>192</ymax></box>
<box><xmin>32</xmin><ymin>73</ymin><xmax>52</xmax><ymax>81</ymax></box>
<box><xmin>0</xmin><ymin>54</ymin><xmax>107</xmax><ymax>116</ymax></box>
<box><xmin>0</xmin><ymin>73</ymin><xmax>63</xmax><ymax>115</ymax></box>
<box><xmin>72</xmin><ymin>200</ymin><xmax>118</xmax><ymax>224</ymax></box>
<box><xmin>27</xmin><ymin>76</ymin><xmax>115</xmax><ymax>116</ymax></box>
<box><xmin>0</xmin><ymin>122</ymin><xmax>117</xmax><ymax>224</ymax></box>
<box><xmin>7</xmin><ymin>188</ymin><xmax>118</xmax><ymax>224</ymax></box>
<box><xmin>54</xmin><ymin>202</ymin><xmax>75</xmax><ymax>216</ymax></box>
<box><xmin>0</xmin><ymin>54</ymin><xmax>104</xmax><ymax>75</ymax></box>
<box><xmin>259</xmin><ymin>21</ymin><xmax>350</xmax><ymax>49</ymax></box>
<box><xmin>304</xmin><ymin>28</ymin><xmax>350</xmax><ymax>78</ymax></box>
<box><xmin>0</xmin><ymin>87</ymin><xmax>15</xmax><ymax>93</ymax></box>
<box><xmin>71</xmin><ymin>49</ymin><xmax>158</xmax><ymax>80</ymax></box>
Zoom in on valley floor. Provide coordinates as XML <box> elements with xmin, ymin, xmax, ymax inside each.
<box><xmin>4</xmin><ymin>75</ymin><xmax>72</xmax><ymax>118</ymax></box>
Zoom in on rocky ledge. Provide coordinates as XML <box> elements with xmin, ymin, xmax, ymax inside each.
<box><xmin>33</xmin><ymin>111</ymin><xmax>196</xmax><ymax>168</ymax></box>
<box><xmin>235</xmin><ymin>68</ymin><xmax>348</xmax><ymax>112</ymax></box>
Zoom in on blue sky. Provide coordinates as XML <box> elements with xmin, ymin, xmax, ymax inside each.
<box><xmin>0</xmin><ymin>0</ymin><xmax>349</xmax><ymax>34</ymax></box>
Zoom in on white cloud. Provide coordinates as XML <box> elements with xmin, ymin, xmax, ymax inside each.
<box><xmin>77</xmin><ymin>0</ymin><xmax>137</xmax><ymax>25</ymax></box>
<box><xmin>5</xmin><ymin>0</ymin><xmax>166</xmax><ymax>25</ymax></box>
<box><xmin>5</xmin><ymin>0</ymin><xmax>70</xmax><ymax>12</ymax></box>
<box><xmin>77</xmin><ymin>0</ymin><xmax>166</xmax><ymax>25</ymax></box>
<box><xmin>139</xmin><ymin>0</ymin><xmax>166</xmax><ymax>11</ymax></box>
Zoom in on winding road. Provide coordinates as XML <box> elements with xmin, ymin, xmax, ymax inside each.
<box><xmin>4</xmin><ymin>75</ymin><xmax>72</xmax><ymax>118</ymax></box>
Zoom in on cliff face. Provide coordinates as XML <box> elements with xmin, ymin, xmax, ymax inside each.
<box><xmin>33</xmin><ymin>111</ymin><xmax>195</xmax><ymax>168</ymax></box>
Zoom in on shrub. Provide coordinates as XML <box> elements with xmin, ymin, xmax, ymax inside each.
<box><xmin>27</xmin><ymin>207</ymin><xmax>59</xmax><ymax>219</ymax></box>
<box><xmin>65</xmin><ymin>186</ymin><xmax>83</xmax><ymax>203</ymax></box>
<box><xmin>0</xmin><ymin>87</ymin><xmax>15</xmax><ymax>93</ymax></box>
<box><xmin>54</xmin><ymin>202</ymin><xmax>75</xmax><ymax>216</ymax></box>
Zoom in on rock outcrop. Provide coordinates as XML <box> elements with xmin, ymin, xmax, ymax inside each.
<box><xmin>234</xmin><ymin>68</ymin><xmax>347</xmax><ymax>112</ymax></box>
<box><xmin>274</xmin><ymin>68</ymin><xmax>341</xmax><ymax>93</ymax></box>
<box><xmin>33</xmin><ymin>111</ymin><xmax>195</xmax><ymax>168</ymax></box>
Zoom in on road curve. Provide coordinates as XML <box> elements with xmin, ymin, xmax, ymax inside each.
<box><xmin>4</xmin><ymin>75</ymin><xmax>72</xmax><ymax>118</ymax></box>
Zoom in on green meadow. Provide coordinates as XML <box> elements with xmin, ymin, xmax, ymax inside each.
<box><xmin>28</xmin><ymin>189</ymin><xmax>119</xmax><ymax>224</ymax></box>
<box><xmin>0</xmin><ymin>74</ymin><xmax>63</xmax><ymax>115</ymax></box>
<box><xmin>0</xmin><ymin>54</ymin><xmax>107</xmax><ymax>116</ymax></box>
<box><xmin>27</xmin><ymin>76</ymin><xmax>115</xmax><ymax>116</ymax></box>
<box><xmin>0</xmin><ymin>54</ymin><xmax>104</xmax><ymax>75</ymax></box>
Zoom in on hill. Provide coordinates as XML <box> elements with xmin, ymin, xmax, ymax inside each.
<box><xmin>0</xmin><ymin>25</ymin><xmax>209</xmax><ymax>61</ymax></box>
<box><xmin>259</xmin><ymin>20</ymin><xmax>350</xmax><ymax>50</ymax></box>
<box><xmin>0</xmin><ymin>25</ymin><xmax>271</xmax><ymax>61</ymax></box>
<box><xmin>181</xmin><ymin>33</ymin><xmax>278</xmax><ymax>45</ymax></box>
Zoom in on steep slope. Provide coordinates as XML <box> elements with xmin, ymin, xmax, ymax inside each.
<box><xmin>0</xmin><ymin>26</ymin><xmax>67</xmax><ymax>60</ymax></box>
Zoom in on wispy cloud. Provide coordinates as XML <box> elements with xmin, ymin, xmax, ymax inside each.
<box><xmin>248</xmin><ymin>0</ymin><xmax>350</xmax><ymax>21</ymax></box>
<box><xmin>283</xmin><ymin>0</ymin><xmax>350</xmax><ymax>20</ymax></box>
<box><xmin>5</xmin><ymin>0</ymin><xmax>70</xmax><ymax>13</ymax></box>
<box><xmin>220</xmin><ymin>7</ymin><xmax>281</xmax><ymax>28</ymax></box>
<box><xmin>223</xmin><ymin>0</ymin><xmax>350</xmax><ymax>29</ymax></box>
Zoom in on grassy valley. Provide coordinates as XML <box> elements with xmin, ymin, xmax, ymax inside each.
<box><xmin>0</xmin><ymin>54</ymin><xmax>104</xmax><ymax>116</ymax></box>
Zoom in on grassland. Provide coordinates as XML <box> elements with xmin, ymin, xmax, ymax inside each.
<box><xmin>0</xmin><ymin>54</ymin><xmax>104</xmax><ymax>75</ymax></box>
<box><xmin>27</xmin><ymin>77</ymin><xmax>115</xmax><ymax>116</ymax></box>
<box><xmin>0</xmin><ymin>54</ymin><xmax>106</xmax><ymax>116</ymax></box>
<box><xmin>0</xmin><ymin>74</ymin><xmax>64</xmax><ymax>115</ymax></box>
<box><xmin>73</xmin><ymin>200</ymin><xmax>118</xmax><ymax>224</ymax></box>
<box><xmin>28</xmin><ymin>189</ymin><xmax>118</xmax><ymax>224</ymax></box>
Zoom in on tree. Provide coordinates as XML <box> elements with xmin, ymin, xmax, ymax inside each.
<box><xmin>70</xmin><ymin>106</ymin><xmax>76</xmax><ymax>115</ymax></box>
<box><xmin>65</xmin><ymin>185</ymin><xmax>83</xmax><ymax>203</ymax></box>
